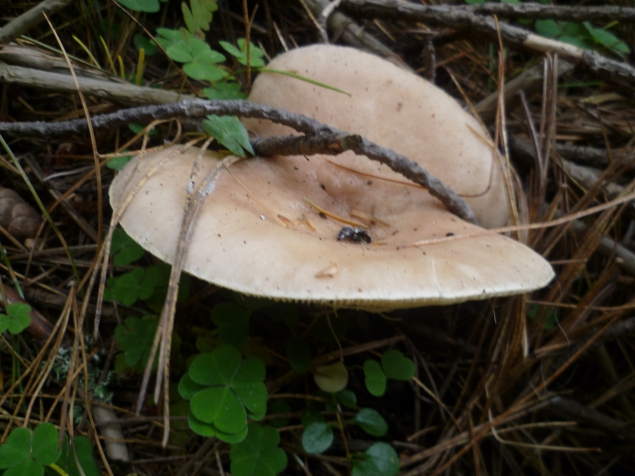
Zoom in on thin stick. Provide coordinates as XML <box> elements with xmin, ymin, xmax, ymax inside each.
<box><xmin>403</xmin><ymin>188</ymin><xmax>635</xmax><ymax>249</ymax></box>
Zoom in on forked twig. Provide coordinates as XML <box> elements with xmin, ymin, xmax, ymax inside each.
<box><xmin>133</xmin><ymin>144</ymin><xmax>242</xmax><ymax>446</ymax></box>
<box><xmin>0</xmin><ymin>99</ymin><xmax>479</xmax><ymax>225</ymax></box>
<box><xmin>94</xmin><ymin>139</ymin><xmax>203</xmax><ymax>338</ymax></box>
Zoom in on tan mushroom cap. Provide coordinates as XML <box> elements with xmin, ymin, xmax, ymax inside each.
<box><xmin>243</xmin><ymin>44</ymin><xmax>509</xmax><ymax>229</ymax></box>
<box><xmin>110</xmin><ymin>146</ymin><xmax>554</xmax><ymax>310</ymax></box>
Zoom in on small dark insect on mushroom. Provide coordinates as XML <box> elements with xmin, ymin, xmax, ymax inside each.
<box><xmin>337</xmin><ymin>226</ymin><xmax>372</xmax><ymax>244</ymax></box>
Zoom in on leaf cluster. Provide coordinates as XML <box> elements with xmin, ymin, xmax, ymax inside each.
<box><xmin>179</xmin><ymin>345</ymin><xmax>268</xmax><ymax>443</ymax></box>
<box><xmin>0</xmin><ymin>423</ymin><xmax>99</xmax><ymax>476</ymax></box>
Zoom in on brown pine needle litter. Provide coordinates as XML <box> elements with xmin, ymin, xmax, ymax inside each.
<box><xmin>1</xmin><ymin>1</ymin><xmax>635</xmax><ymax>475</ymax></box>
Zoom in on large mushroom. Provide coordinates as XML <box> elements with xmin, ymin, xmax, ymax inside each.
<box><xmin>109</xmin><ymin>46</ymin><xmax>554</xmax><ymax>310</ymax></box>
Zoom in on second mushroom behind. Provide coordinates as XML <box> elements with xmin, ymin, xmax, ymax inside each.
<box><xmin>243</xmin><ymin>44</ymin><xmax>510</xmax><ymax>229</ymax></box>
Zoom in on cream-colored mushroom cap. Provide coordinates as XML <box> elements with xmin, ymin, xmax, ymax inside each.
<box><xmin>110</xmin><ymin>146</ymin><xmax>554</xmax><ymax>310</ymax></box>
<box><xmin>243</xmin><ymin>44</ymin><xmax>508</xmax><ymax>229</ymax></box>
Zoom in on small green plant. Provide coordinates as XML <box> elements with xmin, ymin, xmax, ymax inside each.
<box><xmin>301</xmin><ymin>399</ymin><xmax>389</xmax><ymax>452</ymax></box>
<box><xmin>363</xmin><ymin>349</ymin><xmax>416</xmax><ymax>397</ymax></box>
<box><xmin>202</xmin><ymin>115</ymin><xmax>254</xmax><ymax>157</ymax></box>
<box><xmin>0</xmin><ymin>303</ymin><xmax>31</xmax><ymax>335</ymax></box>
<box><xmin>179</xmin><ymin>345</ymin><xmax>267</xmax><ymax>442</ymax></box>
<box><xmin>117</xmin><ymin>0</ymin><xmax>166</xmax><ymax>13</ymax></box>
<box><xmin>105</xmin><ymin>228</ymin><xmax>190</xmax><ymax>309</ymax></box>
<box><xmin>110</xmin><ymin>227</ymin><xmax>144</xmax><ymax>266</ymax></box>
<box><xmin>535</xmin><ymin>20</ymin><xmax>630</xmax><ymax>59</ymax></box>
<box><xmin>0</xmin><ymin>423</ymin><xmax>100</xmax><ymax>476</ymax></box>
<box><xmin>351</xmin><ymin>442</ymin><xmax>400</xmax><ymax>476</ymax></box>
<box><xmin>465</xmin><ymin>0</ymin><xmax>630</xmax><ymax>59</ymax></box>
<box><xmin>230</xmin><ymin>423</ymin><xmax>287</xmax><ymax>476</ymax></box>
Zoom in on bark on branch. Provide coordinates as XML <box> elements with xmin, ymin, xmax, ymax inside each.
<box><xmin>0</xmin><ymin>99</ymin><xmax>480</xmax><ymax>225</ymax></box>
<box><xmin>341</xmin><ymin>0</ymin><xmax>635</xmax><ymax>92</ymax></box>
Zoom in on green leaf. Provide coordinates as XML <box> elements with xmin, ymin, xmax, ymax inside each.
<box><xmin>55</xmin><ymin>436</ymin><xmax>101</xmax><ymax>476</ymax></box>
<box><xmin>4</xmin><ymin>459</ymin><xmax>43</xmax><ymax>476</ymax></box>
<box><xmin>32</xmin><ymin>423</ymin><xmax>61</xmax><ymax>465</ymax></box>
<box><xmin>352</xmin><ymin>442</ymin><xmax>400</xmax><ymax>476</ymax></box>
<box><xmin>382</xmin><ymin>350</ymin><xmax>415</xmax><ymax>381</ymax></box>
<box><xmin>142</xmin><ymin>263</ymin><xmax>190</xmax><ymax>310</ymax></box>
<box><xmin>188</xmin><ymin>412</ymin><xmax>217</xmax><ymax>437</ymax></box>
<box><xmin>189</xmin><ymin>345</ymin><xmax>241</xmax><ymax>386</ymax></box>
<box><xmin>220</xmin><ymin>39</ymin><xmax>265</xmax><ymax>67</ymax></box>
<box><xmin>216</xmin><ymin>424</ymin><xmax>248</xmax><ymax>444</ymax></box>
<box><xmin>211</xmin><ymin>302</ymin><xmax>251</xmax><ymax>347</ymax></box>
<box><xmin>354</xmin><ymin>408</ymin><xmax>388</xmax><ymax>437</ymax></box>
<box><xmin>166</xmin><ymin>40</ymin><xmax>194</xmax><ymax>63</ymax></box>
<box><xmin>106</xmin><ymin>154</ymin><xmax>133</xmax><ymax>171</ymax></box>
<box><xmin>230</xmin><ymin>423</ymin><xmax>287</xmax><ymax>476</ymax></box>
<box><xmin>114</xmin><ymin>316</ymin><xmax>159</xmax><ymax>371</ymax></box>
<box><xmin>535</xmin><ymin>19</ymin><xmax>563</xmax><ymax>39</ymax></box>
<box><xmin>178</xmin><ymin>372</ymin><xmax>206</xmax><ymax>400</ymax></box>
<box><xmin>203</xmin><ymin>81</ymin><xmax>247</xmax><ymax>100</ymax></box>
<box><xmin>155</xmin><ymin>28</ymin><xmax>182</xmax><ymax>50</ymax></box>
<box><xmin>203</xmin><ymin>115</ymin><xmax>254</xmax><ymax>157</ymax></box>
<box><xmin>0</xmin><ymin>427</ymin><xmax>31</xmax><ymax>468</ymax></box>
<box><xmin>583</xmin><ymin>22</ymin><xmax>630</xmax><ymax>57</ymax></box>
<box><xmin>182</xmin><ymin>2</ymin><xmax>197</xmax><ymax>36</ymax></box>
<box><xmin>286</xmin><ymin>337</ymin><xmax>312</xmax><ymax>374</ymax></box>
<box><xmin>190</xmin><ymin>386</ymin><xmax>247</xmax><ymax>433</ymax></box>
<box><xmin>118</xmin><ymin>0</ymin><xmax>160</xmax><ymax>12</ymax></box>
<box><xmin>302</xmin><ymin>422</ymin><xmax>333</xmax><ymax>454</ymax></box>
<box><xmin>182</xmin><ymin>38</ymin><xmax>227</xmax><ymax>81</ymax></box>
<box><xmin>110</xmin><ymin>227</ymin><xmax>145</xmax><ymax>266</ymax></box>
<box><xmin>182</xmin><ymin>0</ymin><xmax>217</xmax><ymax>34</ymax></box>
<box><xmin>0</xmin><ymin>303</ymin><xmax>32</xmax><ymax>334</ymax></box>
<box><xmin>105</xmin><ymin>267</ymin><xmax>145</xmax><ymax>306</ymax></box>
<box><xmin>314</xmin><ymin>361</ymin><xmax>348</xmax><ymax>393</ymax></box>
<box><xmin>363</xmin><ymin>359</ymin><xmax>386</xmax><ymax>397</ymax></box>
<box><xmin>336</xmin><ymin>389</ymin><xmax>357</xmax><ymax>408</ymax></box>
<box><xmin>232</xmin><ymin>358</ymin><xmax>268</xmax><ymax>416</ymax></box>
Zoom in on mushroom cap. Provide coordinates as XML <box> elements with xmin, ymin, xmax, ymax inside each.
<box><xmin>243</xmin><ymin>44</ymin><xmax>509</xmax><ymax>229</ymax></box>
<box><xmin>110</xmin><ymin>146</ymin><xmax>554</xmax><ymax>310</ymax></box>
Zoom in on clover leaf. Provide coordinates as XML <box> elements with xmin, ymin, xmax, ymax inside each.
<box><xmin>183</xmin><ymin>345</ymin><xmax>268</xmax><ymax>441</ymax></box>
<box><xmin>110</xmin><ymin>227</ymin><xmax>144</xmax><ymax>266</ymax></box>
<box><xmin>230</xmin><ymin>424</ymin><xmax>287</xmax><ymax>476</ymax></box>
<box><xmin>182</xmin><ymin>0</ymin><xmax>217</xmax><ymax>36</ymax></box>
<box><xmin>203</xmin><ymin>114</ymin><xmax>254</xmax><ymax>157</ymax></box>
<box><xmin>55</xmin><ymin>435</ymin><xmax>101</xmax><ymax>476</ymax></box>
<box><xmin>302</xmin><ymin>422</ymin><xmax>333</xmax><ymax>454</ymax></box>
<box><xmin>118</xmin><ymin>0</ymin><xmax>160</xmax><ymax>13</ymax></box>
<box><xmin>364</xmin><ymin>359</ymin><xmax>387</xmax><ymax>397</ymax></box>
<box><xmin>353</xmin><ymin>408</ymin><xmax>388</xmax><ymax>437</ymax></box>
<box><xmin>381</xmin><ymin>350</ymin><xmax>415</xmax><ymax>381</ymax></box>
<box><xmin>0</xmin><ymin>423</ymin><xmax>91</xmax><ymax>476</ymax></box>
<box><xmin>114</xmin><ymin>316</ymin><xmax>159</xmax><ymax>372</ymax></box>
<box><xmin>352</xmin><ymin>442</ymin><xmax>400</xmax><ymax>476</ymax></box>
<box><xmin>0</xmin><ymin>427</ymin><xmax>31</xmax><ymax>469</ymax></box>
<box><xmin>0</xmin><ymin>302</ymin><xmax>31</xmax><ymax>335</ymax></box>
<box><xmin>220</xmin><ymin>38</ymin><xmax>265</xmax><ymax>67</ymax></box>
<box><xmin>203</xmin><ymin>81</ymin><xmax>247</xmax><ymax>100</ymax></box>
<box><xmin>32</xmin><ymin>423</ymin><xmax>62</xmax><ymax>465</ymax></box>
